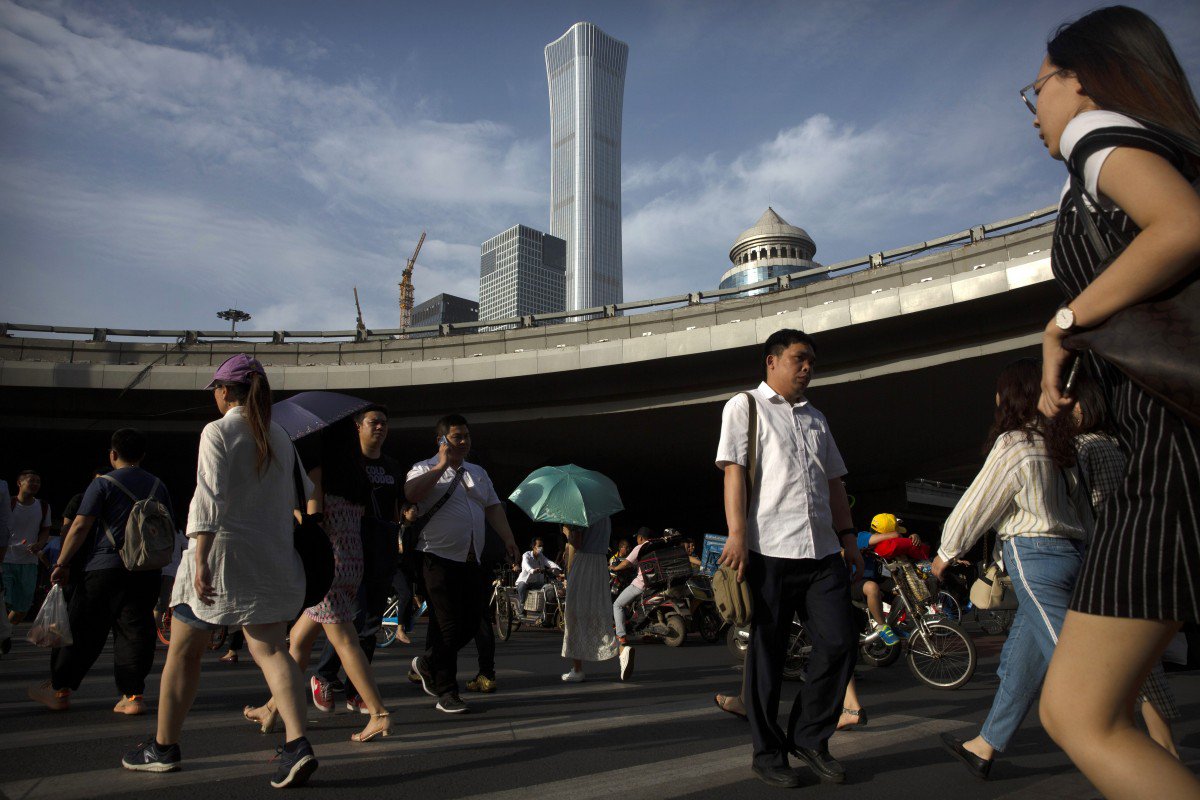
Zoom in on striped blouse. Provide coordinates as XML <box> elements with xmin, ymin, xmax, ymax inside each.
<box><xmin>937</xmin><ymin>430</ymin><xmax>1092</xmax><ymax>562</ymax></box>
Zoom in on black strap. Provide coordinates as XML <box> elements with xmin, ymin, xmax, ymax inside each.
<box><xmin>740</xmin><ymin>391</ymin><xmax>760</xmax><ymax>514</ymax></box>
<box><xmin>415</xmin><ymin>466</ymin><xmax>466</xmax><ymax>529</ymax></box>
<box><xmin>292</xmin><ymin>450</ymin><xmax>310</xmax><ymax>515</ymax></box>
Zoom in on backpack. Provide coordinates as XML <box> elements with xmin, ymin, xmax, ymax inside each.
<box><xmin>100</xmin><ymin>474</ymin><xmax>175</xmax><ymax>571</ymax></box>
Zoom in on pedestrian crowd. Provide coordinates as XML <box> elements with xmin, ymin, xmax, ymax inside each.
<box><xmin>2</xmin><ymin>6</ymin><xmax>1198</xmax><ymax>798</ymax></box>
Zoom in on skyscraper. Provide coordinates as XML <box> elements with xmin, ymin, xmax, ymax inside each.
<box><xmin>479</xmin><ymin>225</ymin><xmax>567</xmax><ymax>322</ymax></box>
<box><xmin>545</xmin><ymin>22</ymin><xmax>628</xmax><ymax>313</ymax></box>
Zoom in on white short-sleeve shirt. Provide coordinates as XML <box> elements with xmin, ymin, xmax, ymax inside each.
<box><xmin>406</xmin><ymin>459</ymin><xmax>500</xmax><ymax>563</ymax></box>
<box><xmin>1058</xmin><ymin>110</ymin><xmax>1146</xmax><ymax>208</ymax></box>
<box><xmin>715</xmin><ymin>382</ymin><xmax>848</xmax><ymax>560</ymax></box>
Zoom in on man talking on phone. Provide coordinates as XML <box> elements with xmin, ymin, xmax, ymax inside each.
<box><xmin>715</xmin><ymin>329</ymin><xmax>862</xmax><ymax>788</ymax></box>
<box><xmin>405</xmin><ymin>415</ymin><xmax>519</xmax><ymax>714</ymax></box>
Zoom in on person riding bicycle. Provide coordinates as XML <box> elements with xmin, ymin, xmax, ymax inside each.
<box><xmin>851</xmin><ymin>513</ymin><xmax>922</xmax><ymax>647</ymax></box>
<box><xmin>515</xmin><ymin>538</ymin><xmax>561</xmax><ymax>610</ymax></box>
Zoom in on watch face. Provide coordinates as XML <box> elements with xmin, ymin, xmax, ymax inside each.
<box><xmin>1056</xmin><ymin>307</ymin><xmax>1074</xmax><ymax>330</ymax></box>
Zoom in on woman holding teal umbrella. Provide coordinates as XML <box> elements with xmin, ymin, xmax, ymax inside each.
<box><xmin>508</xmin><ymin>466</ymin><xmax>626</xmax><ymax>682</ymax></box>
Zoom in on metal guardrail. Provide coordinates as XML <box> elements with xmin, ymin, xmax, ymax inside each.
<box><xmin>1</xmin><ymin>205</ymin><xmax>1057</xmax><ymax>344</ymax></box>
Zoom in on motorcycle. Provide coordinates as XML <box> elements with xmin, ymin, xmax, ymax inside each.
<box><xmin>680</xmin><ymin>573</ymin><xmax>724</xmax><ymax>644</ymax></box>
<box><xmin>495</xmin><ymin>567</ymin><xmax>566</xmax><ymax>641</ymax></box>
<box><xmin>613</xmin><ymin>573</ymin><xmax>692</xmax><ymax>647</ymax></box>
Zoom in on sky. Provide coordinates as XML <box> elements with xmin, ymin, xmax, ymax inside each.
<box><xmin>1</xmin><ymin>0</ymin><xmax>1198</xmax><ymax>333</ymax></box>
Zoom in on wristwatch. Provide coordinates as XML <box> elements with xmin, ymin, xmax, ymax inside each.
<box><xmin>1054</xmin><ymin>304</ymin><xmax>1077</xmax><ymax>332</ymax></box>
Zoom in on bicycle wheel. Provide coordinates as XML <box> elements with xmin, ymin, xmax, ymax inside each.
<box><xmin>906</xmin><ymin>621</ymin><xmax>977</xmax><ymax>689</ymax></box>
<box><xmin>495</xmin><ymin>595</ymin><xmax>513</xmax><ymax>641</ymax></box>
<box><xmin>860</xmin><ymin>635</ymin><xmax>902</xmax><ymax>668</ymax></box>
<box><xmin>937</xmin><ymin>591</ymin><xmax>962</xmax><ymax>622</ymax></box>
<box><xmin>156</xmin><ymin>608</ymin><xmax>172</xmax><ymax>646</ymax></box>
<box><xmin>976</xmin><ymin>609</ymin><xmax>1015</xmax><ymax>636</ymax></box>
<box><xmin>377</xmin><ymin>599</ymin><xmax>400</xmax><ymax>648</ymax></box>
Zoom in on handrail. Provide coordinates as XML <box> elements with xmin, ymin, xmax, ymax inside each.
<box><xmin>0</xmin><ymin>205</ymin><xmax>1057</xmax><ymax>344</ymax></box>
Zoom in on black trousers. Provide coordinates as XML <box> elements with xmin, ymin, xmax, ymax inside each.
<box><xmin>746</xmin><ymin>551</ymin><xmax>856</xmax><ymax>769</ymax></box>
<box><xmin>422</xmin><ymin>552</ymin><xmax>482</xmax><ymax>696</ymax></box>
<box><xmin>50</xmin><ymin>567</ymin><xmax>160</xmax><ymax>695</ymax></box>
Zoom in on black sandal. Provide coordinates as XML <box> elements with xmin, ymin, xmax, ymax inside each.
<box><xmin>714</xmin><ymin>693</ymin><xmax>747</xmax><ymax>720</ymax></box>
<box><xmin>836</xmin><ymin>707</ymin><xmax>868</xmax><ymax>730</ymax></box>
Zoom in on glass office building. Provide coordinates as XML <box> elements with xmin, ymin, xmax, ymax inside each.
<box><xmin>479</xmin><ymin>225</ymin><xmax>567</xmax><ymax>323</ymax></box>
<box><xmin>721</xmin><ymin>207</ymin><xmax>826</xmax><ymax>296</ymax></box>
<box><xmin>545</xmin><ymin>22</ymin><xmax>628</xmax><ymax>312</ymax></box>
<box><xmin>410</xmin><ymin>293</ymin><xmax>478</xmax><ymax>337</ymax></box>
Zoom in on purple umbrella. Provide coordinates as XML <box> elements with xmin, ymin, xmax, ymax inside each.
<box><xmin>272</xmin><ymin>391</ymin><xmax>374</xmax><ymax>441</ymax></box>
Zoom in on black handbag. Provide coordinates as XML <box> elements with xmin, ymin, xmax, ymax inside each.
<box><xmin>291</xmin><ymin>456</ymin><xmax>334</xmax><ymax>609</ymax></box>
<box><xmin>1063</xmin><ymin>123</ymin><xmax>1200</xmax><ymax>430</ymax></box>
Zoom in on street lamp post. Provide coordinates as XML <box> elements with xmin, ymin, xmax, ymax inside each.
<box><xmin>217</xmin><ymin>308</ymin><xmax>251</xmax><ymax>335</ymax></box>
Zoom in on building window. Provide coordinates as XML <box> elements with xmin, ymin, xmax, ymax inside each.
<box><xmin>770</xmin><ymin>247</ymin><xmax>778</xmax><ymax>258</ymax></box>
<box><xmin>750</xmin><ymin>251</ymin><xmax>757</xmax><ymax>261</ymax></box>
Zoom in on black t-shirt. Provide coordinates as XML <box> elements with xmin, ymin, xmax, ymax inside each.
<box><xmin>363</xmin><ymin>454</ymin><xmax>405</xmax><ymax>522</ymax></box>
<box><xmin>62</xmin><ymin>493</ymin><xmax>85</xmax><ymax>527</ymax></box>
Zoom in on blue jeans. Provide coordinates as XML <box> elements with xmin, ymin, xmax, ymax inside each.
<box><xmin>979</xmin><ymin>536</ymin><xmax>1083</xmax><ymax>752</ymax></box>
<box><xmin>612</xmin><ymin>583</ymin><xmax>641</xmax><ymax>638</ymax></box>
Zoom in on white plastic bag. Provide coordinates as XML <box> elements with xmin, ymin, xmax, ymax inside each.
<box><xmin>27</xmin><ymin>585</ymin><xmax>72</xmax><ymax>648</ymax></box>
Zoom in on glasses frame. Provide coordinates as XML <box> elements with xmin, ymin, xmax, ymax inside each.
<box><xmin>1019</xmin><ymin>68</ymin><xmax>1064</xmax><ymax>114</ymax></box>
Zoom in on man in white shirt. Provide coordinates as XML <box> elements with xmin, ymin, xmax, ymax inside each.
<box><xmin>516</xmin><ymin>538</ymin><xmax>561</xmax><ymax>610</ymax></box>
<box><xmin>716</xmin><ymin>329</ymin><xmax>862</xmax><ymax>789</ymax></box>
<box><xmin>406</xmin><ymin>414</ymin><xmax>519</xmax><ymax>714</ymax></box>
<box><xmin>4</xmin><ymin>470</ymin><xmax>52</xmax><ymax>624</ymax></box>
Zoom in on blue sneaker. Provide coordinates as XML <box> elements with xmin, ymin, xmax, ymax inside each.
<box><xmin>877</xmin><ymin>624</ymin><xmax>900</xmax><ymax>647</ymax></box>
<box><xmin>270</xmin><ymin>738</ymin><xmax>317</xmax><ymax>789</ymax></box>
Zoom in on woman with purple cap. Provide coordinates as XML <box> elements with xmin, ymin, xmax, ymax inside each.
<box><xmin>122</xmin><ymin>354</ymin><xmax>318</xmax><ymax>788</ymax></box>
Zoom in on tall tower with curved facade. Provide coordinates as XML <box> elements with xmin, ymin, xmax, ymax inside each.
<box><xmin>545</xmin><ymin>22</ymin><xmax>628</xmax><ymax>312</ymax></box>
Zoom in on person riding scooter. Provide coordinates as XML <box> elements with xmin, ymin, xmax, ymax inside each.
<box><xmin>516</xmin><ymin>538</ymin><xmax>562</xmax><ymax>610</ymax></box>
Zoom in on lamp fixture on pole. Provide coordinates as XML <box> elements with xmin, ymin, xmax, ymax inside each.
<box><xmin>217</xmin><ymin>308</ymin><xmax>251</xmax><ymax>335</ymax></box>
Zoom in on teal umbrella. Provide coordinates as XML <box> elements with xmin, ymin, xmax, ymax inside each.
<box><xmin>508</xmin><ymin>465</ymin><xmax>623</xmax><ymax>528</ymax></box>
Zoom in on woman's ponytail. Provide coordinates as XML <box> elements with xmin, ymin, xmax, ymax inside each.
<box><xmin>242</xmin><ymin>371</ymin><xmax>275</xmax><ymax>474</ymax></box>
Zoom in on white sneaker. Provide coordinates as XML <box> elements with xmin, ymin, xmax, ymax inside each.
<box><xmin>561</xmin><ymin>669</ymin><xmax>585</xmax><ymax>683</ymax></box>
<box><xmin>619</xmin><ymin>646</ymin><xmax>635</xmax><ymax>681</ymax></box>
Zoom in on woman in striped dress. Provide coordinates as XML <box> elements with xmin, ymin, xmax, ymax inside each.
<box><xmin>932</xmin><ymin>359</ymin><xmax>1090</xmax><ymax>779</ymax></box>
<box><xmin>1073</xmin><ymin>376</ymin><xmax>1181</xmax><ymax>760</ymax></box>
<box><xmin>1026</xmin><ymin>8</ymin><xmax>1200</xmax><ymax>799</ymax></box>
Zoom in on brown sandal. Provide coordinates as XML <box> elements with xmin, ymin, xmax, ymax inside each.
<box><xmin>714</xmin><ymin>693</ymin><xmax>747</xmax><ymax>720</ymax></box>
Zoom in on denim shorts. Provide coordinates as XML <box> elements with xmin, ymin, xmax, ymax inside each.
<box><xmin>171</xmin><ymin>602</ymin><xmax>223</xmax><ymax>632</ymax></box>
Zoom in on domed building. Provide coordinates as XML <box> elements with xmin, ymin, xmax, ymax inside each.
<box><xmin>721</xmin><ymin>207</ymin><xmax>825</xmax><ymax>294</ymax></box>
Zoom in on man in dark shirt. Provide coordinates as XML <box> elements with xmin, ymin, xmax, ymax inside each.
<box><xmin>311</xmin><ymin>405</ymin><xmax>406</xmax><ymax>713</ymax></box>
<box><xmin>28</xmin><ymin>429</ymin><xmax>172</xmax><ymax>714</ymax></box>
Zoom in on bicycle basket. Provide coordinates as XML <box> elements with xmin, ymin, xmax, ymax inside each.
<box><xmin>896</xmin><ymin>561</ymin><xmax>933</xmax><ymax>603</ymax></box>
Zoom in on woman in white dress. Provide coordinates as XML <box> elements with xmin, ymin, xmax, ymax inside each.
<box><xmin>122</xmin><ymin>354</ymin><xmax>316</xmax><ymax>788</ymax></box>
<box><xmin>560</xmin><ymin>516</ymin><xmax>621</xmax><ymax>682</ymax></box>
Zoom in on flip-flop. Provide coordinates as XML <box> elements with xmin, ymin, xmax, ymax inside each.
<box><xmin>714</xmin><ymin>693</ymin><xmax>747</xmax><ymax>720</ymax></box>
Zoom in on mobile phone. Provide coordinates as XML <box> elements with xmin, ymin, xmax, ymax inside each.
<box><xmin>1063</xmin><ymin>356</ymin><xmax>1082</xmax><ymax>396</ymax></box>
<box><xmin>438</xmin><ymin>435</ymin><xmax>448</xmax><ymax>447</ymax></box>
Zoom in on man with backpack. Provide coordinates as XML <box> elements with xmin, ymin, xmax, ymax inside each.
<box><xmin>28</xmin><ymin>428</ymin><xmax>174</xmax><ymax>715</ymax></box>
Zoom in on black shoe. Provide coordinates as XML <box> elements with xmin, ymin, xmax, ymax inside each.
<box><xmin>122</xmin><ymin>737</ymin><xmax>181</xmax><ymax>773</ymax></box>
<box><xmin>751</xmin><ymin>763</ymin><xmax>801</xmax><ymax>788</ymax></box>
<box><xmin>436</xmin><ymin>692</ymin><xmax>468</xmax><ymax>714</ymax></box>
<box><xmin>939</xmin><ymin>733</ymin><xmax>992</xmax><ymax>780</ymax></box>
<box><xmin>411</xmin><ymin>655</ymin><xmax>436</xmax><ymax>698</ymax></box>
<box><xmin>790</xmin><ymin>745</ymin><xmax>846</xmax><ymax>784</ymax></box>
<box><xmin>270</xmin><ymin>737</ymin><xmax>318</xmax><ymax>788</ymax></box>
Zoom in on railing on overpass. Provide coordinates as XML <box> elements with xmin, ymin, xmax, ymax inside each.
<box><xmin>1</xmin><ymin>205</ymin><xmax>1057</xmax><ymax>345</ymax></box>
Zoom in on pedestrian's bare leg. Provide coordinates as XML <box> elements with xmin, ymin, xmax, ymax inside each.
<box><xmin>155</xmin><ymin>616</ymin><xmax>211</xmax><ymax>745</ymax></box>
<box><xmin>1041</xmin><ymin>612</ymin><xmax>1199</xmax><ymax>800</ymax></box>
<box><xmin>1140</xmin><ymin>699</ymin><xmax>1180</xmax><ymax>760</ymax></box>
<box><xmin>837</xmin><ymin>677</ymin><xmax>865</xmax><ymax>730</ymax></box>
<box><xmin>243</xmin><ymin>622</ymin><xmax>307</xmax><ymax>743</ymax></box>
<box><xmin>324</xmin><ymin>621</ymin><xmax>390</xmax><ymax>739</ymax></box>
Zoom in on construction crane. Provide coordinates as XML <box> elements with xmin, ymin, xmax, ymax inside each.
<box><xmin>398</xmin><ymin>230</ymin><xmax>426</xmax><ymax>332</ymax></box>
<box><xmin>353</xmin><ymin>286</ymin><xmax>366</xmax><ymax>333</ymax></box>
